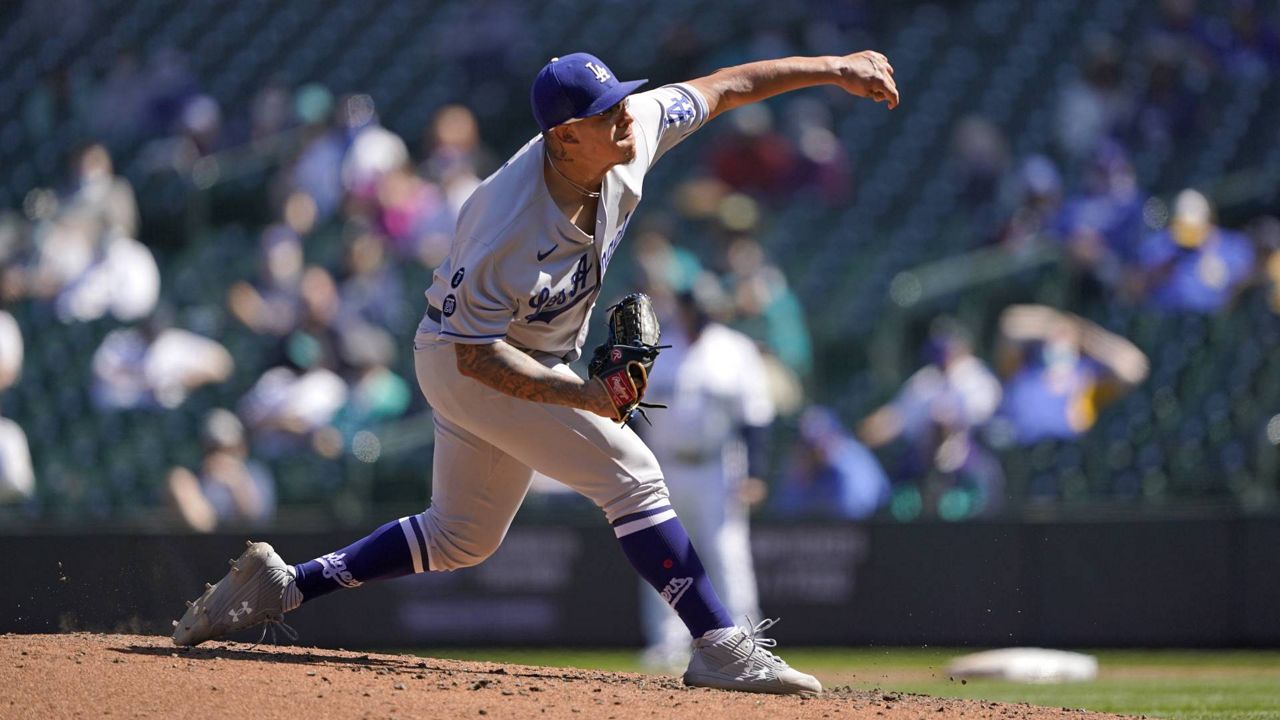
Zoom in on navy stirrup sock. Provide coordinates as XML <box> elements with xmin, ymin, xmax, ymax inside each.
<box><xmin>612</xmin><ymin>506</ymin><xmax>735</xmax><ymax>638</ymax></box>
<box><xmin>293</xmin><ymin>515</ymin><xmax>429</xmax><ymax>602</ymax></box>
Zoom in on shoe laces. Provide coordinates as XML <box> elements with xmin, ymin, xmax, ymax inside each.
<box><xmin>249</xmin><ymin>616</ymin><xmax>300</xmax><ymax>649</ymax></box>
<box><xmin>250</xmin><ymin>568</ymin><xmax>302</xmax><ymax>649</ymax></box>
<box><xmin>729</xmin><ymin>618</ymin><xmax>790</xmax><ymax>674</ymax></box>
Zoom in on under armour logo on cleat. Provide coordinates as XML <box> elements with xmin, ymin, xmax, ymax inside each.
<box><xmin>228</xmin><ymin>601</ymin><xmax>252</xmax><ymax>622</ymax></box>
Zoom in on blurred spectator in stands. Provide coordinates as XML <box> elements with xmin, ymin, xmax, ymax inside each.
<box><xmin>5</xmin><ymin>144</ymin><xmax>146</xmax><ymax>311</ymax></box>
<box><xmin>341</xmin><ymin>95</ymin><xmax>410</xmax><ymax>203</ymax></box>
<box><xmin>249</xmin><ymin>77</ymin><xmax>295</xmax><ymax>143</ymax></box>
<box><xmin>421</xmin><ymin>104</ymin><xmax>493</xmax><ymax>219</ymax></box>
<box><xmin>1151</xmin><ymin>0</ymin><xmax>1213</xmax><ymax>51</ymax></box>
<box><xmin>180</xmin><ymin>95</ymin><xmax>224</xmax><ymax>157</ymax></box>
<box><xmin>239</xmin><ymin>265</ymin><xmax>352</xmax><ymax>457</ymax></box>
<box><xmin>53</xmin><ymin>234</ymin><xmax>159</xmax><ymax>324</ymax></box>
<box><xmin>950</xmin><ymin>115</ymin><xmax>1011</xmax><ymax>232</ymax></box>
<box><xmin>166</xmin><ymin>409</ymin><xmax>276</xmax><ymax>532</ymax></box>
<box><xmin>1130</xmin><ymin>37</ymin><xmax>1204</xmax><ymax>155</ymax></box>
<box><xmin>65</xmin><ymin>142</ymin><xmax>139</xmax><ymax>241</ymax></box>
<box><xmin>228</xmin><ymin>225</ymin><xmax>305</xmax><ymax>337</ymax></box>
<box><xmin>1128</xmin><ymin>189</ymin><xmax>1255</xmax><ymax>314</ymax></box>
<box><xmin>1055</xmin><ymin>141</ymin><xmax>1146</xmax><ymax>301</ymax></box>
<box><xmin>0</xmin><ymin>307</ymin><xmax>20</xmax><ymax>393</ymax></box>
<box><xmin>3</xmin><ymin>193</ymin><xmax>92</xmax><ymax>304</ymax></box>
<box><xmin>238</xmin><ymin>362</ymin><xmax>349</xmax><ymax>459</ymax></box>
<box><xmin>338</xmin><ymin>225</ymin><xmax>409</xmax><ymax>333</ymax></box>
<box><xmin>89</xmin><ymin>50</ymin><xmax>149</xmax><ymax>141</ymax></box>
<box><xmin>996</xmin><ymin>155</ymin><xmax>1064</xmax><ymax>252</ymax></box>
<box><xmin>91</xmin><ymin>307</ymin><xmax>234</xmax><ymax>411</ymax></box>
<box><xmin>0</xmin><ymin>408</ymin><xmax>33</xmax><ymax>505</ymax></box>
<box><xmin>281</xmin><ymin>189</ymin><xmax>319</xmax><ymax>238</ymax></box>
<box><xmin>721</xmin><ymin>235</ymin><xmax>813</xmax><ymax>389</ymax></box>
<box><xmin>7</xmin><ymin>144</ymin><xmax>158</xmax><ymax>323</ymax></box>
<box><xmin>773</xmin><ymin>406</ymin><xmax>889</xmax><ymax>520</ymax></box>
<box><xmin>280</xmin><ymin>266</ymin><xmax>347</xmax><ymax>374</ymax></box>
<box><xmin>0</xmin><ymin>213</ymin><xmax>28</xmax><ymax>305</ymax></box>
<box><xmin>1055</xmin><ymin>35</ymin><xmax>1134</xmax><ymax>162</ymax></box>
<box><xmin>858</xmin><ymin>318</ymin><xmax>1005</xmax><ymax>518</ymax></box>
<box><xmin>0</xmin><ymin>305</ymin><xmax>32</xmax><ymax>503</ymax></box>
<box><xmin>706</xmin><ymin>104</ymin><xmax>799</xmax><ymax>203</ymax></box>
<box><xmin>286</xmin><ymin>84</ymin><xmax>343</xmax><ymax>221</ymax></box>
<box><xmin>142</xmin><ymin>47</ymin><xmax>199</xmax><ymax>136</ymax></box>
<box><xmin>782</xmin><ymin>97</ymin><xmax>852</xmax><ymax>206</ymax></box>
<box><xmin>993</xmin><ymin>304</ymin><xmax>1149</xmax><ymax>446</ymax></box>
<box><xmin>1207</xmin><ymin>0</ymin><xmax>1280</xmax><ymax>75</ymax></box>
<box><xmin>59</xmin><ymin>143</ymin><xmax>156</xmax><ymax>322</ymax></box>
<box><xmin>137</xmin><ymin>93</ymin><xmax>223</xmax><ymax>177</ymax></box>
<box><xmin>374</xmin><ymin>164</ymin><xmax>454</xmax><ymax>268</ymax></box>
<box><xmin>640</xmin><ymin>277</ymin><xmax>774</xmax><ymax>670</ymax></box>
<box><xmin>329</xmin><ymin>324</ymin><xmax>411</xmax><ymax>446</ymax></box>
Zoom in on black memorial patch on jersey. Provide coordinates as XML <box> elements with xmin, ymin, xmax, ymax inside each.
<box><xmin>451</xmin><ymin>268</ymin><xmax>465</xmax><ymax>288</ymax></box>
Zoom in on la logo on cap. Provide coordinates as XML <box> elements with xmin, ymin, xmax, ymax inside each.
<box><xmin>585</xmin><ymin>61</ymin><xmax>610</xmax><ymax>83</ymax></box>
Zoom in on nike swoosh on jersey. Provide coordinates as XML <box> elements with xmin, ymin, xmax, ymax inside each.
<box><xmin>536</xmin><ymin>245</ymin><xmax>557</xmax><ymax>261</ymax></box>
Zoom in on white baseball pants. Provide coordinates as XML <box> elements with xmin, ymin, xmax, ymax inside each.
<box><xmin>410</xmin><ymin>339</ymin><xmax>671</xmax><ymax>571</ymax></box>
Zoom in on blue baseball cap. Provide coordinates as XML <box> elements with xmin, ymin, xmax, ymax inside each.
<box><xmin>531</xmin><ymin>53</ymin><xmax>647</xmax><ymax>132</ymax></box>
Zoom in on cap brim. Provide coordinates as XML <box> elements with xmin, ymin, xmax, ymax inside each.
<box><xmin>574</xmin><ymin>78</ymin><xmax>648</xmax><ymax>120</ymax></box>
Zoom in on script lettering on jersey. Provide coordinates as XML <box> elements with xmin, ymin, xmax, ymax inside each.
<box><xmin>525</xmin><ymin>254</ymin><xmax>596</xmax><ymax>324</ymax></box>
<box><xmin>600</xmin><ymin>211</ymin><xmax>633</xmax><ymax>275</ymax></box>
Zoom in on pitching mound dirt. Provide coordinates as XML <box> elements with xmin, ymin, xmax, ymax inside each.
<box><xmin>1</xmin><ymin>633</ymin><xmax>1134</xmax><ymax>719</ymax></box>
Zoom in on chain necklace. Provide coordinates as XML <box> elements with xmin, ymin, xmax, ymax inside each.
<box><xmin>545</xmin><ymin>151</ymin><xmax>601</xmax><ymax>198</ymax></box>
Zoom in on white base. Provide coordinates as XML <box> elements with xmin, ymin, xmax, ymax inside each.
<box><xmin>946</xmin><ymin>647</ymin><xmax>1098</xmax><ymax>684</ymax></box>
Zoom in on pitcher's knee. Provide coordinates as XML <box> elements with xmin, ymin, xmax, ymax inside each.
<box><xmin>416</xmin><ymin>509</ymin><xmax>506</xmax><ymax>571</ymax></box>
<box><xmin>598</xmin><ymin>475</ymin><xmax>671</xmax><ymax>525</ymax></box>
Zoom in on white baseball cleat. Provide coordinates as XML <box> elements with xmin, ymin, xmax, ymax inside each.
<box><xmin>172</xmin><ymin>541</ymin><xmax>303</xmax><ymax>646</ymax></box>
<box><xmin>682</xmin><ymin>618</ymin><xmax>822</xmax><ymax>695</ymax></box>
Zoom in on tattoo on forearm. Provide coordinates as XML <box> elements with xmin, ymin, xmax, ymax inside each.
<box><xmin>455</xmin><ymin>342</ymin><xmax>586</xmax><ymax>407</ymax></box>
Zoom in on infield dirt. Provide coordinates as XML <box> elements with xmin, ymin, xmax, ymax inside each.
<box><xmin>1</xmin><ymin>633</ymin><xmax>1136</xmax><ymax>719</ymax></box>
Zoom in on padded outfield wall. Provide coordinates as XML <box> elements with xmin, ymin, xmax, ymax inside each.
<box><xmin>7</xmin><ymin>518</ymin><xmax>1279</xmax><ymax>648</ymax></box>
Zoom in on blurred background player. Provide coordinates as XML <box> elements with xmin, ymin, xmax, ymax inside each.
<box><xmin>638</xmin><ymin>274</ymin><xmax>775</xmax><ymax>671</ymax></box>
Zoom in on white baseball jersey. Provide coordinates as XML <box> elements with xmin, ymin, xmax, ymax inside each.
<box><xmin>639</xmin><ymin>321</ymin><xmax>773</xmax><ymax>656</ymax></box>
<box><xmin>419</xmin><ymin>83</ymin><xmax>709</xmax><ymax>361</ymax></box>
<box><xmin>644</xmin><ymin>322</ymin><xmax>775</xmax><ymax>476</ymax></box>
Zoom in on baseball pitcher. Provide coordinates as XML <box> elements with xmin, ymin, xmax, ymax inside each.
<box><xmin>174</xmin><ymin>49</ymin><xmax>898</xmax><ymax>696</ymax></box>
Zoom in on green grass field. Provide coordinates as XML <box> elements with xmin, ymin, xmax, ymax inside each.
<box><xmin>411</xmin><ymin>647</ymin><xmax>1280</xmax><ymax>720</ymax></box>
